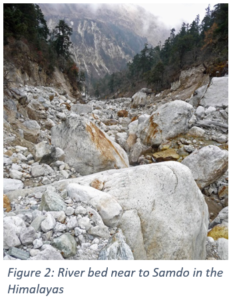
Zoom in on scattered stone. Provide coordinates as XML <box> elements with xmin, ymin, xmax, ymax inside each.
<box><xmin>188</xmin><ymin>126</ymin><xmax>205</xmax><ymax>137</ymax></box>
<box><xmin>78</xmin><ymin>217</ymin><xmax>91</xmax><ymax>230</ymax></box>
<box><xmin>4</xmin><ymin>216</ymin><xmax>26</xmax><ymax>249</ymax></box>
<box><xmin>65</xmin><ymin>207</ymin><xmax>74</xmax><ymax>216</ymax></box>
<box><xmin>29</xmin><ymin>245</ymin><xmax>64</xmax><ymax>260</ymax></box>
<box><xmin>152</xmin><ymin>149</ymin><xmax>179</xmax><ymax>161</ymax></box>
<box><xmin>8</xmin><ymin>247</ymin><xmax>30</xmax><ymax>260</ymax></box>
<box><xmin>31</xmin><ymin>164</ymin><xmax>54</xmax><ymax>177</ymax></box>
<box><xmin>3</xmin><ymin>178</ymin><xmax>24</xmax><ymax>194</ymax></box>
<box><xmin>88</xmin><ymin>225</ymin><xmax>110</xmax><ymax>239</ymax></box>
<box><xmin>98</xmin><ymin>229</ymin><xmax>134</xmax><ymax>260</ymax></box>
<box><xmin>33</xmin><ymin>238</ymin><xmax>43</xmax><ymax>249</ymax></box>
<box><xmin>19</xmin><ymin>226</ymin><xmax>36</xmax><ymax>245</ymax></box>
<box><xmin>52</xmin><ymin>233</ymin><xmax>77</xmax><ymax>258</ymax></box>
<box><xmin>41</xmin><ymin>213</ymin><xmax>56</xmax><ymax>232</ymax></box>
<box><xmin>39</xmin><ymin>187</ymin><xmax>66</xmax><ymax>211</ymax></box>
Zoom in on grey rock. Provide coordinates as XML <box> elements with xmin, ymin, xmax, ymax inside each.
<box><xmin>98</xmin><ymin>229</ymin><xmax>134</xmax><ymax>260</ymax></box>
<box><xmin>212</xmin><ymin>135</ymin><xmax>228</xmax><ymax>143</ymax></box>
<box><xmin>52</xmin><ymin>233</ymin><xmax>77</xmax><ymax>258</ymax></box>
<box><xmin>196</xmin><ymin>106</ymin><xmax>205</xmax><ymax>118</ymax></box>
<box><xmin>66</xmin><ymin>216</ymin><xmax>78</xmax><ymax>230</ymax></box>
<box><xmin>88</xmin><ymin>225</ymin><xmax>110</xmax><ymax>239</ymax></box>
<box><xmin>33</xmin><ymin>238</ymin><xmax>43</xmax><ymax>249</ymax></box>
<box><xmin>182</xmin><ymin>145</ymin><xmax>228</xmax><ymax>188</ymax></box>
<box><xmin>19</xmin><ymin>226</ymin><xmax>36</xmax><ymax>245</ymax></box>
<box><xmin>209</xmin><ymin>207</ymin><xmax>228</xmax><ymax>229</ymax></box>
<box><xmin>29</xmin><ymin>245</ymin><xmax>64</xmax><ymax>260</ymax></box>
<box><xmin>3</xmin><ymin>216</ymin><xmax>26</xmax><ymax>249</ymax></box>
<box><xmin>139</xmin><ymin>100</ymin><xmax>194</xmax><ymax>146</ymax></box>
<box><xmin>78</xmin><ymin>217</ymin><xmax>91</xmax><ymax>230</ymax></box>
<box><xmin>41</xmin><ymin>213</ymin><xmax>56</xmax><ymax>232</ymax></box>
<box><xmin>34</xmin><ymin>141</ymin><xmax>51</xmax><ymax>161</ymax></box>
<box><xmin>31</xmin><ymin>215</ymin><xmax>45</xmax><ymax>232</ymax></box>
<box><xmin>9</xmin><ymin>169</ymin><xmax>23</xmax><ymax>180</ymax></box>
<box><xmin>8</xmin><ymin>247</ymin><xmax>30</xmax><ymax>260</ymax></box>
<box><xmin>31</xmin><ymin>164</ymin><xmax>54</xmax><ymax>177</ymax></box>
<box><xmin>51</xmin><ymin>114</ymin><xmax>129</xmax><ymax>175</ymax></box>
<box><xmin>75</xmin><ymin>206</ymin><xmax>87</xmax><ymax>216</ymax></box>
<box><xmin>30</xmin><ymin>249</ymin><xmax>40</xmax><ymax>257</ymax></box>
<box><xmin>39</xmin><ymin>187</ymin><xmax>66</xmax><ymax>211</ymax></box>
<box><xmin>215</xmin><ymin>238</ymin><xmax>228</xmax><ymax>260</ymax></box>
<box><xmin>67</xmin><ymin>183</ymin><xmax>122</xmax><ymax>227</ymax></box>
<box><xmin>56</xmin><ymin>112</ymin><xmax>66</xmax><ymax>120</ymax></box>
<box><xmin>54</xmin><ymin>223</ymin><xmax>67</xmax><ymax>232</ymax></box>
<box><xmin>3</xmin><ymin>178</ymin><xmax>24</xmax><ymax>194</ymax></box>
<box><xmin>188</xmin><ymin>126</ymin><xmax>205</xmax><ymax>137</ymax></box>
<box><xmin>23</xmin><ymin>120</ymin><xmax>41</xmax><ymax>130</ymax></box>
<box><xmin>200</xmin><ymin>77</ymin><xmax>228</xmax><ymax>107</ymax></box>
<box><xmin>49</xmin><ymin>211</ymin><xmax>66</xmax><ymax>223</ymax></box>
<box><xmin>65</xmin><ymin>207</ymin><xmax>74</xmax><ymax>216</ymax></box>
<box><xmin>120</xmin><ymin>209</ymin><xmax>147</xmax><ymax>260</ymax></box>
<box><xmin>71</xmin><ymin>103</ymin><xmax>93</xmax><ymax>114</ymax></box>
<box><xmin>184</xmin><ymin>145</ymin><xmax>195</xmax><ymax>153</ymax></box>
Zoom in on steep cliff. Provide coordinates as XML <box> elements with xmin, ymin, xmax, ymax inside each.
<box><xmin>40</xmin><ymin>3</ymin><xmax>168</xmax><ymax>80</ymax></box>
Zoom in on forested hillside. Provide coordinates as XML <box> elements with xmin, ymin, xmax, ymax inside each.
<box><xmin>4</xmin><ymin>4</ymin><xmax>83</xmax><ymax>94</ymax></box>
<box><xmin>94</xmin><ymin>4</ymin><xmax>228</xmax><ymax>98</ymax></box>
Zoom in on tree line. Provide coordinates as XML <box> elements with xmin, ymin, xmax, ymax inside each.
<box><xmin>4</xmin><ymin>4</ymin><xmax>85</xmax><ymax>89</ymax></box>
<box><xmin>93</xmin><ymin>4</ymin><xmax>228</xmax><ymax>98</ymax></box>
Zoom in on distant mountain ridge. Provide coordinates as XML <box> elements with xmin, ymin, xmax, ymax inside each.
<box><xmin>39</xmin><ymin>3</ymin><xmax>169</xmax><ymax>82</ymax></box>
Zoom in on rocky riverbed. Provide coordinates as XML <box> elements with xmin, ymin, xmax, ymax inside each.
<box><xmin>3</xmin><ymin>66</ymin><xmax>228</xmax><ymax>260</ymax></box>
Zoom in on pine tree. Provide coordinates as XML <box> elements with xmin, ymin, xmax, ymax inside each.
<box><xmin>53</xmin><ymin>20</ymin><xmax>73</xmax><ymax>58</ymax></box>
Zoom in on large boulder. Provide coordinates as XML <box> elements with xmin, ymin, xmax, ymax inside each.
<box><xmin>51</xmin><ymin>114</ymin><xmax>129</xmax><ymax>175</ymax></box>
<box><xmin>131</xmin><ymin>89</ymin><xmax>152</xmax><ymax>108</ymax></box>
<box><xmin>139</xmin><ymin>100</ymin><xmax>194</xmax><ymax>146</ymax></box>
<box><xmin>72</xmin><ymin>162</ymin><xmax>208</xmax><ymax>260</ymax></box>
<box><xmin>182</xmin><ymin>145</ymin><xmax>228</xmax><ymax>189</ymax></box>
<box><xmin>200</xmin><ymin>77</ymin><xmax>228</xmax><ymax>108</ymax></box>
<box><xmin>4</xmin><ymin>162</ymin><xmax>209</xmax><ymax>260</ymax></box>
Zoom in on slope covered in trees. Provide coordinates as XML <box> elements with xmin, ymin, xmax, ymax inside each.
<box><xmin>93</xmin><ymin>4</ymin><xmax>228</xmax><ymax>98</ymax></box>
<box><xmin>4</xmin><ymin>4</ymin><xmax>83</xmax><ymax>92</ymax></box>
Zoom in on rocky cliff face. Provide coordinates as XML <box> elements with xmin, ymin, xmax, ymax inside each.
<box><xmin>40</xmin><ymin>3</ymin><xmax>168</xmax><ymax>80</ymax></box>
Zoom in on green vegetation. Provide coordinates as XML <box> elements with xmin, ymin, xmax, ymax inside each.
<box><xmin>94</xmin><ymin>4</ymin><xmax>228</xmax><ymax>97</ymax></box>
<box><xmin>4</xmin><ymin>4</ymin><xmax>85</xmax><ymax>90</ymax></box>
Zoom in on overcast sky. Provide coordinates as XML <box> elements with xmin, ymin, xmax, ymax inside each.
<box><xmin>44</xmin><ymin>0</ymin><xmax>217</xmax><ymax>30</ymax></box>
<box><xmin>137</xmin><ymin>3</ymin><xmax>216</xmax><ymax>29</ymax></box>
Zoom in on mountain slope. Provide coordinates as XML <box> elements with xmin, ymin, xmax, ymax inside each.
<box><xmin>39</xmin><ymin>3</ymin><xmax>169</xmax><ymax>81</ymax></box>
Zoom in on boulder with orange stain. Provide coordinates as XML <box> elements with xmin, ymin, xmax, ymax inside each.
<box><xmin>51</xmin><ymin>114</ymin><xmax>129</xmax><ymax>176</ymax></box>
<box><xmin>139</xmin><ymin>100</ymin><xmax>194</xmax><ymax>146</ymax></box>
